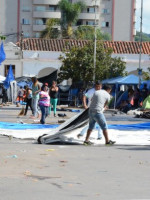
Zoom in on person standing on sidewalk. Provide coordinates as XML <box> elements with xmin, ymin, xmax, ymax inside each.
<box><xmin>39</xmin><ymin>84</ymin><xmax>50</xmax><ymax>124</ymax></box>
<box><xmin>30</xmin><ymin>77</ymin><xmax>41</xmax><ymax>119</ymax></box>
<box><xmin>49</xmin><ymin>81</ymin><xmax>59</xmax><ymax>117</ymax></box>
<box><xmin>84</xmin><ymin>85</ymin><xmax>116</xmax><ymax>145</ymax></box>
<box><xmin>24</xmin><ymin>86</ymin><xmax>33</xmax><ymax>116</ymax></box>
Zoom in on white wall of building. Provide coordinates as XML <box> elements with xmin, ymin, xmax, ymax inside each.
<box><xmin>113</xmin><ymin>54</ymin><xmax>150</xmax><ymax>73</ymax></box>
<box><xmin>1</xmin><ymin>42</ymin><xmax>150</xmax><ymax>80</ymax></box>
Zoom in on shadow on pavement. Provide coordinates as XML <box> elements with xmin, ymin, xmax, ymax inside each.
<box><xmin>117</xmin><ymin>145</ymin><xmax>150</xmax><ymax>151</ymax></box>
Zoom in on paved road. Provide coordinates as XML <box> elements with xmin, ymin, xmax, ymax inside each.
<box><xmin>0</xmin><ymin>105</ymin><xmax>150</xmax><ymax>200</ymax></box>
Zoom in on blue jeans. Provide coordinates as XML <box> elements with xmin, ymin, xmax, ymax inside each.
<box><xmin>32</xmin><ymin>98</ymin><xmax>40</xmax><ymax>117</ymax></box>
<box><xmin>39</xmin><ymin>105</ymin><xmax>49</xmax><ymax>124</ymax></box>
<box><xmin>89</xmin><ymin>111</ymin><xmax>108</xmax><ymax>131</ymax></box>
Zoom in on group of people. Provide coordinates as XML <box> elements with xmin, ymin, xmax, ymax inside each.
<box><xmin>118</xmin><ymin>84</ymin><xmax>149</xmax><ymax>113</ymax></box>
<box><xmin>17</xmin><ymin>77</ymin><xmax>59</xmax><ymax>124</ymax></box>
<box><xmin>17</xmin><ymin>79</ymin><xmax>115</xmax><ymax>145</ymax></box>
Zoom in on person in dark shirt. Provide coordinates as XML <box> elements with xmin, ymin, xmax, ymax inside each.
<box><xmin>49</xmin><ymin>81</ymin><xmax>59</xmax><ymax>117</ymax></box>
<box><xmin>141</xmin><ymin>84</ymin><xmax>148</xmax><ymax>101</ymax></box>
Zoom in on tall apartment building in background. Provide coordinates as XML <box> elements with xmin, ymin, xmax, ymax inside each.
<box><xmin>0</xmin><ymin>0</ymin><xmax>136</xmax><ymax>43</ymax></box>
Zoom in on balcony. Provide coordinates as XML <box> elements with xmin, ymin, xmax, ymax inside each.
<box><xmin>79</xmin><ymin>12</ymin><xmax>99</xmax><ymax>20</ymax></box>
<box><xmin>33</xmin><ymin>25</ymin><xmax>46</xmax><ymax>31</ymax></box>
<box><xmin>33</xmin><ymin>0</ymin><xmax>60</xmax><ymax>5</ymax></box>
<box><xmin>33</xmin><ymin>11</ymin><xmax>61</xmax><ymax>18</ymax></box>
<box><xmin>82</xmin><ymin>0</ymin><xmax>100</xmax><ymax>7</ymax></box>
<box><xmin>33</xmin><ymin>24</ymin><xmax>60</xmax><ymax>32</ymax></box>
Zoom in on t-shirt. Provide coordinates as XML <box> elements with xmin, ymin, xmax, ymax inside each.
<box><xmin>89</xmin><ymin>89</ymin><xmax>110</xmax><ymax>113</ymax></box>
<box><xmin>18</xmin><ymin>89</ymin><xmax>24</xmax><ymax>97</ymax></box>
<box><xmin>85</xmin><ymin>88</ymin><xmax>95</xmax><ymax>107</ymax></box>
<box><xmin>32</xmin><ymin>84</ymin><xmax>40</xmax><ymax>99</ymax></box>
<box><xmin>39</xmin><ymin>91</ymin><xmax>50</xmax><ymax>107</ymax></box>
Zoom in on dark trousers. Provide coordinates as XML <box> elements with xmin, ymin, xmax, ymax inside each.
<box><xmin>25</xmin><ymin>98</ymin><xmax>33</xmax><ymax>115</ymax></box>
<box><xmin>40</xmin><ymin>105</ymin><xmax>49</xmax><ymax>124</ymax></box>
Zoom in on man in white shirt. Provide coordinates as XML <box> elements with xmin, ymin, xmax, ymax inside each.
<box><xmin>84</xmin><ymin>85</ymin><xmax>116</xmax><ymax>145</ymax></box>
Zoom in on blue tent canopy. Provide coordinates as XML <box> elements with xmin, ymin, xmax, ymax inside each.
<box><xmin>102</xmin><ymin>75</ymin><xmax>140</xmax><ymax>85</ymax></box>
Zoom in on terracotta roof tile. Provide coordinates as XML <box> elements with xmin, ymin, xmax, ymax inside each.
<box><xmin>16</xmin><ymin>38</ymin><xmax>150</xmax><ymax>54</ymax></box>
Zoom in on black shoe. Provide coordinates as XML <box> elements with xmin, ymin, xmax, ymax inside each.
<box><xmin>83</xmin><ymin>141</ymin><xmax>94</xmax><ymax>145</ymax></box>
<box><xmin>97</xmin><ymin>137</ymin><xmax>102</xmax><ymax>140</ymax></box>
<box><xmin>106</xmin><ymin>140</ymin><xmax>116</xmax><ymax>145</ymax></box>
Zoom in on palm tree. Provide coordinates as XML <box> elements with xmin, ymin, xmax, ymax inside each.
<box><xmin>74</xmin><ymin>25</ymin><xmax>111</xmax><ymax>40</ymax></box>
<box><xmin>40</xmin><ymin>19</ymin><xmax>60</xmax><ymax>39</ymax></box>
<box><xmin>58</xmin><ymin>0</ymin><xmax>86</xmax><ymax>38</ymax></box>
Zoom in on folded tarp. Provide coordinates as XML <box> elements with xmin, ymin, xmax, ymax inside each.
<box><xmin>38</xmin><ymin>108</ymin><xmax>89</xmax><ymax>144</ymax></box>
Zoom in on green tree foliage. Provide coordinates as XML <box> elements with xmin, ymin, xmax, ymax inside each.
<box><xmin>40</xmin><ymin>19</ymin><xmax>60</xmax><ymax>39</ymax></box>
<box><xmin>142</xmin><ymin>67</ymin><xmax>150</xmax><ymax>80</ymax></box>
<box><xmin>58</xmin><ymin>0</ymin><xmax>86</xmax><ymax>38</ymax></box>
<box><xmin>135</xmin><ymin>31</ymin><xmax>150</xmax><ymax>42</ymax></box>
<box><xmin>0</xmin><ymin>35</ymin><xmax>6</xmax><ymax>40</ymax></box>
<box><xmin>74</xmin><ymin>25</ymin><xmax>111</xmax><ymax>40</ymax></box>
<box><xmin>58</xmin><ymin>42</ymin><xmax>126</xmax><ymax>83</ymax></box>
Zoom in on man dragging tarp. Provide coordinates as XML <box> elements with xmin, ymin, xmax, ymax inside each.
<box><xmin>84</xmin><ymin>84</ymin><xmax>116</xmax><ymax>145</ymax></box>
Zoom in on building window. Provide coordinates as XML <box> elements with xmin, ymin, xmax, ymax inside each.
<box><xmin>5</xmin><ymin>65</ymin><xmax>15</xmax><ymax>78</ymax></box>
<box><xmin>87</xmin><ymin>7</ymin><xmax>95</xmax><ymax>13</ymax></box>
<box><xmin>49</xmin><ymin>5</ymin><xmax>57</xmax><ymax>11</ymax></box>
<box><xmin>24</xmin><ymin>32</ymin><xmax>30</xmax><ymax>38</ymax></box>
<box><xmin>86</xmin><ymin>21</ymin><xmax>95</xmax><ymax>25</ymax></box>
<box><xmin>101</xmin><ymin>21</ymin><xmax>109</xmax><ymax>27</ymax></box>
<box><xmin>22</xmin><ymin>6</ymin><xmax>30</xmax><ymax>12</ymax></box>
<box><xmin>102</xmin><ymin>9</ymin><xmax>109</xmax><ymax>14</ymax></box>
<box><xmin>35</xmin><ymin>19</ymin><xmax>46</xmax><ymax>25</ymax></box>
<box><xmin>22</xmin><ymin>19</ymin><xmax>30</xmax><ymax>25</ymax></box>
<box><xmin>35</xmin><ymin>19</ymin><xmax>43</xmax><ymax>25</ymax></box>
<box><xmin>76</xmin><ymin>20</ymin><xmax>82</xmax><ymax>26</ymax></box>
<box><xmin>35</xmin><ymin>6</ymin><xmax>46</xmax><ymax>11</ymax></box>
<box><xmin>35</xmin><ymin>33</ymin><xmax>40</xmax><ymax>38</ymax></box>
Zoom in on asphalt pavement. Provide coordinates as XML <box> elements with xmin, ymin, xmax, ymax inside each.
<box><xmin>0</xmin><ymin>104</ymin><xmax>150</xmax><ymax>200</ymax></box>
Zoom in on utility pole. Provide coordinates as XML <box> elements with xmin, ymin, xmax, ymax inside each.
<box><xmin>138</xmin><ymin>0</ymin><xmax>143</xmax><ymax>87</ymax></box>
<box><xmin>20</xmin><ymin>31</ymin><xmax>24</xmax><ymax>59</ymax></box>
<box><xmin>93</xmin><ymin>0</ymin><xmax>97</xmax><ymax>83</ymax></box>
<box><xmin>20</xmin><ymin>31</ymin><xmax>24</xmax><ymax>76</ymax></box>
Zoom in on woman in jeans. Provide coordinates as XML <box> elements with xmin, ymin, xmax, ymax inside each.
<box><xmin>39</xmin><ymin>84</ymin><xmax>50</xmax><ymax>124</ymax></box>
<box><xmin>30</xmin><ymin>77</ymin><xmax>41</xmax><ymax>119</ymax></box>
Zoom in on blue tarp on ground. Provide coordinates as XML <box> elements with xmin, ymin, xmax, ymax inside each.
<box><xmin>95</xmin><ymin>122</ymin><xmax>150</xmax><ymax>130</ymax></box>
<box><xmin>1</xmin><ymin>121</ymin><xmax>150</xmax><ymax>130</ymax></box>
<box><xmin>0</xmin><ymin>122</ymin><xmax>59</xmax><ymax>130</ymax></box>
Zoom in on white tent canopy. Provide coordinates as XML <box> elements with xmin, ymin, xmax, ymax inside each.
<box><xmin>0</xmin><ymin>75</ymin><xmax>6</xmax><ymax>83</ymax></box>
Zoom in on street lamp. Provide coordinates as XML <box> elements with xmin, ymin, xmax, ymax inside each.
<box><xmin>138</xmin><ymin>0</ymin><xmax>143</xmax><ymax>87</ymax></box>
<box><xmin>93</xmin><ymin>0</ymin><xmax>97</xmax><ymax>82</ymax></box>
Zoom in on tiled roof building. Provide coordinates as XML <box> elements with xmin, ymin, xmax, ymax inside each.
<box><xmin>17</xmin><ymin>38</ymin><xmax>150</xmax><ymax>55</ymax></box>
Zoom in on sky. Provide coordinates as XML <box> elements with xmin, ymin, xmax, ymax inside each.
<box><xmin>136</xmin><ymin>0</ymin><xmax>150</xmax><ymax>34</ymax></box>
